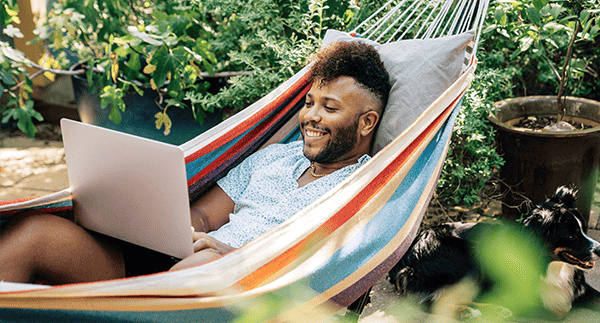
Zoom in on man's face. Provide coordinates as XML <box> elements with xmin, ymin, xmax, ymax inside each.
<box><xmin>299</xmin><ymin>76</ymin><xmax>374</xmax><ymax>164</ymax></box>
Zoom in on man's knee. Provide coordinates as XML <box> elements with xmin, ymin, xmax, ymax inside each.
<box><xmin>2</xmin><ymin>211</ymin><xmax>85</xmax><ymax>254</ymax></box>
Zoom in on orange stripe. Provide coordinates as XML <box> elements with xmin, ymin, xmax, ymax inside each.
<box><xmin>237</xmin><ymin>97</ymin><xmax>461</xmax><ymax>290</ymax></box>
<box><xmin>186</xmin><ymin>85</ymin><xmax>310</xmax><ymax>187</ymax></box>
<box><xmin>0</xmin><ymin>195</ymin><xmax>41</xmax><ymax>206</ymax></box>
<box><xmin>184</xmin><ymin>74</ymin><xmax>311</xmax><ymax>164</ymax></box>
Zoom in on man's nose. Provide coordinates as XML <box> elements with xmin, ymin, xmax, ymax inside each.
<box><xmin>304</xmin><ymin>105</ymin><xmax>322</xmax><ymax>123</ymax></box>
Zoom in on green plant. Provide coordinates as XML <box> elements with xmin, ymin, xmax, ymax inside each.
<box><xmin>481</xmin><ymin>0</ymin><xmax>600</xmax><ymax>102</ymax></box>
<box><xmin>43</xmin><ymin>0</ymin><xmax>220</xmax><ymax>135</ymax></box>
<box><xmin>192</xmin><ymin>0</ymin><xmax>368</xmax><ymax>115</ymax></box>
<box><xmin>1</xmin><ymin>0</ymin><xmax>43</xmax><ymax>137</ymax></box>
<box><xmin>1</xmin><ymin>0</ymin><xmax>384</xmax><ymax>138</ymax></box>
<box><xmin>436</xmin><ymin>54</ymin><xmax>509</xmax><ymax>207</ymax></box>
<box><xmin>1</xmin><ymin>0</ymin><xmax>219</xmax><ymax>137</ymax></box>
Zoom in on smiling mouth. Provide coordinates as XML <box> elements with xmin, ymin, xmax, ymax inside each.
<box><xmin>305</xmin><ymin>129</ymin><xmax>327</xmax><ymax>138</ymax></box>
<box><xmin>560</xmin><ymin>251</ymin><xmax>595</xmax><ymax>269</ymax></box>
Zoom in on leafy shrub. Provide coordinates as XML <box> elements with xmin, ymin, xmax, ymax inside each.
<box><xmin>481</xmin><ymin>0</ymin><xmax>600</xmax><ymax>101</ymax></box>
<box><xmin>2</xmin><ymin>0</ymin><xmax>383</xmax><ymax>137</ymax></box>
<box><xmin>435</xmin><ymin>50</ymin><xmax>510</xmax><ymax>207</ymax></box>
<box><xmin>192</xmin><ymin>0</ymin><xmax>369</xmax><ymax>115</ymax></box>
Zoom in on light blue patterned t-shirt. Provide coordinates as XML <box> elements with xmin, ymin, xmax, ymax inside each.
<box><xmin>207</xmin><ymin>141</ymin><xmax>370</xmax><ymax>248</ymax></box>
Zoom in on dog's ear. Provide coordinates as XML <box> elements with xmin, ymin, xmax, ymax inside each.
<box><xmin>551</xmin><ymin>186</ymin><xmax>578</xmax><ymax>209</ymax></box>
<box><xmin>523</xmin><ymin>208</ymin><xmax>553</xmax><ymax>230</ymax></box>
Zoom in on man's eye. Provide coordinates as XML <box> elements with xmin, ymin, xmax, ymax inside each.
<box><xmin>304</xmin><ymin>102</ymin><xmax>314</xmax><ymax>107</ymax></box>
<box><xmin>324</xmin><ymin>106</ymin><xmax>337</xmax><ymax>112</ymax></box>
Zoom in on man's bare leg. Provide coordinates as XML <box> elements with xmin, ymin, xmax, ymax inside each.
<box><xmin>0</xmin><ymin>211</ymin><xmax>125</xmax><ymax>285</ymax></box>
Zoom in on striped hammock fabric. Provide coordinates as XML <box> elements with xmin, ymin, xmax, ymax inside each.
<box><xmin>0</xmin><ymin>0</ymin><xmax>487</xmax><ymax>321</ymax></box>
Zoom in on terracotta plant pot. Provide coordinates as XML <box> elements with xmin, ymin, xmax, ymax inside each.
<box><xmin>488</xmin><ymin>96</ymin><xmax>600</xmax><ymax>225</ymax></box>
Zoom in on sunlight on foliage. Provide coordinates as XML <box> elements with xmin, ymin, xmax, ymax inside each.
<box><xmin>472</xmin><ymin>223</ymin><xmax>547</xmax><ymax>317</ymax></box>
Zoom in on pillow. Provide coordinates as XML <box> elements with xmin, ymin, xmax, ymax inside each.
<box><xmin>321</xmin><ymin>29</ymin><xmax>475</xmax><ymax>153</ymax></box>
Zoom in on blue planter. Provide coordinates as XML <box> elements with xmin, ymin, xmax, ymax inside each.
<box><xmin>71</xmin><ymin>76</ymin><xmax>225</xmax><ymax>146</ymax></box>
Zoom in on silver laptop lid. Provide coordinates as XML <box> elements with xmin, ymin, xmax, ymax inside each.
<box><xmin>61</xmin><ymin>119</ymin><xmax>193</xmax><ymax>259</ymax></box>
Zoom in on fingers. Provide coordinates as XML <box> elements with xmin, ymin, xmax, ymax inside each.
<box><xmin>193</xmin><ymin>233</ymin><xmax>217</xmax><ymax>253</ymax></box>
<box><xmin>191</xmin><ymin>232</ymin><xmax>235</xmax><ymax>255</ymax></box>
<box><xmin>192</xmin><ymin>231</ymin><xmax>204</xmax><ymax>242</ymax></box>
<box><xmin>193</xmin><ymin>240</ymin><xmax>216</xmax><ymax>253</ymax></box>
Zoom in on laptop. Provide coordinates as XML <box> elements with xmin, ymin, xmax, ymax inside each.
<box><xmin>60</xmin><ymin>119</ymin><xmax>194</xmax><ymax>259</ymax></box>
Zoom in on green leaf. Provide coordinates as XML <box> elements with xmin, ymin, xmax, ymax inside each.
<box><xmin>14</xmin><ymin>101</ymin><xmax>42</xmax><ymax>138</ymax></box>
<box><xmin>126</xmin><ymin>53</ymin><xmax>141</xmax><ymax>71</ymax></box>
<box><xmin>532</xmin><ymin>0</ymin><xmax>548</xmax><ymax>12</ymax></box>
<box><xmin>100</xmin><ymin>85</ymin><xmax>125</xmax><ymax>124</ymax></box>
<box><xmin>165</xmin><ymin>99</ymin><xmax>186</xmax><ymax>109</ymax></box>
<box><xmin>519</xmin><ymin>36</ymin><xmax>535</xmax><ymax>52</ymax></box>
<box><xmin>0</xmin><ymin>69</ymin><xmax>16</xmax><ymax>86</ymax></box>
<box><xmin>548</xmin><ymin>5</ymin><xmax>564</xmax><ymax>19</ymax></box>
<box><xmin>580</xmin><ymin>10</ymin><xmax>590</xmax><ymax>24</ymax></box>
<box><xmin>494</xmin><ymin>9</ymin><xmax>505</xmax><ymax>24</ymax></box>
<box><xmin>17</xmin><ymin>117</ymin><xmax>37</xmax><ymax>138</ymax></box>
<box><xmin>149</xmin><ymin>47</ymin><xmax>189</xmax><ymax>88</ymax></box>
<box><xmin>582</xmin><ymin>18</ymin><xmax>594</xmax><ymax>39</ymax></box>
<box><xmin>109</xmin><ymin>106</ymin><xmax>122</xmax><ymax>124</ymax></box>
<box><xmin>114</xmin><ymin>45</ymin><xmax>130</xmax><ymax>58</ymax></box>
<box><xmin>526</xmin><ymin>6</ymin><xmax>541</xmax><ymax>26</ymax></box>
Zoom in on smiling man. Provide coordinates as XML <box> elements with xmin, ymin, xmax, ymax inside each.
<box><xmin>172</xmin><ymin>41</ymin><xmax>391</xmax><ymax>270</ymax></box>
<box><xmin>0</xmin><ymin>41</ymin><xmax>391</xmax><ymax>283</ymax></box>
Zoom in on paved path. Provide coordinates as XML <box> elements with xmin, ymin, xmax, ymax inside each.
<box><xmin>2</xmin><ymin>129</ymin><xmax>600</xmax><ymax>322</ymax></box>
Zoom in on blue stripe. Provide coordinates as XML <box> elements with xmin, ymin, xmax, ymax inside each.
<box><xmin>0</xmin><ymin>306</ymin><xmax>237</xmax><ymax>323</ymax></box>
<box><xmin>32</xmin><ymin>199</ymin><xmax>73</xmax><ymax>210</ymax></box>
<box><xmin>185</xmin><ymin>126</ymin><xmax>255</xmax><ymax>181</ymax></box>
<box><xmin>307</xmin><ymin>102</ymin><xmax>462</xmax><ymax>293</ymax></box>
<box><xmin>281</xmin><ymin>126</ymin><xmax>301</xmax><ymax>144</ymax></box>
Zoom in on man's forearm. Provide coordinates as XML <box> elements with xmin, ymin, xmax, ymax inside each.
<box><xmin>190</xmin><ymin>207</ymin><xmax>211</xmax><ymax>232</ymax></box>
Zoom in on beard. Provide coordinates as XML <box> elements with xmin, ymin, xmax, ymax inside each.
<box><xmin>302</xmin><ymin>118</ymin><xmax>360</xmax><ymax>164</ymax></box>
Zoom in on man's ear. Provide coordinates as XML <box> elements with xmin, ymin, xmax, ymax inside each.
<box><xmin>359</xmin><ymin>111</ymin><xmax>380</xmax><ymax>137</ymax></box>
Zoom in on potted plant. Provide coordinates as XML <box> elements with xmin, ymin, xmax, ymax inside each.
<box><xmin>2</xmin><ymin>0</ymin><xmax>371</xmax><ymax>143</ymax></box>
<box><xmin>483</xmin><ymin>0</ymin><xmax>600</xmax><ymax>222</ymax></box>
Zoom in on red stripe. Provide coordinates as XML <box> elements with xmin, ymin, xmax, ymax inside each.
<box><xmin>186</xmin><ymin>85</ymin><xmax>310</xmax><ymax>187</ymax></box>
<box><xmin>184</xmin><ymin>74</ymin><xmax>311</xmax><ymax>164</ymax></box>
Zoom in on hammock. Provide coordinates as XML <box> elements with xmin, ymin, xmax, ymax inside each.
<box><xmin>0</xmin><ymin>0</ymin><xmax>488</xmax><ymax>321</ymax></box>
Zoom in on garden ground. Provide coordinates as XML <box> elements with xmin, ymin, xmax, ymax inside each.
<box><xmin>1</xmin><ymin>123</ymin><xmax>600</xmax><ymax>322</ymax></box>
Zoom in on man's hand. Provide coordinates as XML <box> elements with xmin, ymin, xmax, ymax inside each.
<box><xmin>170</xmin><ymin>232</ymin><xmax>235</xmax><ymax>271</ymax></box>
<box><xmin>192</xmin><ymin>232</ymin><xmax>235</xmax><ymax>255</ymax></box>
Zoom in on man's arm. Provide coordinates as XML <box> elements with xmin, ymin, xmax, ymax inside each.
<box><xmin>190</xmin><ymin>185</ymin><xmax>235</xmax><ymax>232</ymax></box>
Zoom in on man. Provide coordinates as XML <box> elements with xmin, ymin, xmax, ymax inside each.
<box><xmin>0</xmin><ymin>40</ymin><xmax>391</xmax><ymax>284</ymax></box>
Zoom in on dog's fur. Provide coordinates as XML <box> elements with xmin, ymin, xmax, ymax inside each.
<box><xmin>389</xmin><ymin>186</ymin><xmax>600</xmax><ymax>317</ymax></box>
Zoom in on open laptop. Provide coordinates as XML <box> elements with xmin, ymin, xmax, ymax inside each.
<box><xmin>60</xmin><ymin>119</ymin><xmax>194</xmax><ymax>259</ymax></box>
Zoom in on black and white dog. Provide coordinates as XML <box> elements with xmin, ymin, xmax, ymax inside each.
<box><xmin>389</xmin><ymin>186</ymin><xmax>600</xmax><ymax>317</ymax></box>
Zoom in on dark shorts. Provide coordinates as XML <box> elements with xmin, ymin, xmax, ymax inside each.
<box><xmin>119</xmin><ymin>240</ymin><xmax>181</xmax><ymax>277</ymax></box>
<box><xmin>93</xmin><ymin>231</ymin><xmax>180</xmax><ymax>277</ymax></box>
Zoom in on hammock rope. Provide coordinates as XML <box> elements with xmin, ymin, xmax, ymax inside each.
<box><xmin>354</xmin><ymin>0</ymin><xmax>489</xmax><ymax>53</ymax></box>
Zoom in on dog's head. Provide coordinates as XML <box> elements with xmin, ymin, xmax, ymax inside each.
<box><xmin>521</xmin><ymin>186</ymin><xmax>600</xmax><ymax>270</ymax></box>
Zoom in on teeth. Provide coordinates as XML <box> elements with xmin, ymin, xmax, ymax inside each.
<box><xmin>306</xmin><ymin>130</ymin><xmax>325</xmax><ymax>138</ymax></box>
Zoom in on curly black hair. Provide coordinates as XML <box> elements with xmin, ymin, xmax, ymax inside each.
<box><xmin>308</xmin><ymin>41</ymin><xmax>391</xmax><ymax>111</ymax></box>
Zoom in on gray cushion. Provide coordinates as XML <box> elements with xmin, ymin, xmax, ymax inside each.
<box><xmin>321</xmin><ymin>30</ymin><xmax>475</xmax><ymax>153</ymax></box>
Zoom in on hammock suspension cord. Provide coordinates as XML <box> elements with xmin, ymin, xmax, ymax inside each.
<box><xmin>352</xmin><ymin>0</ymin><xmax>490</xmax><ymax>53</ymax></box>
